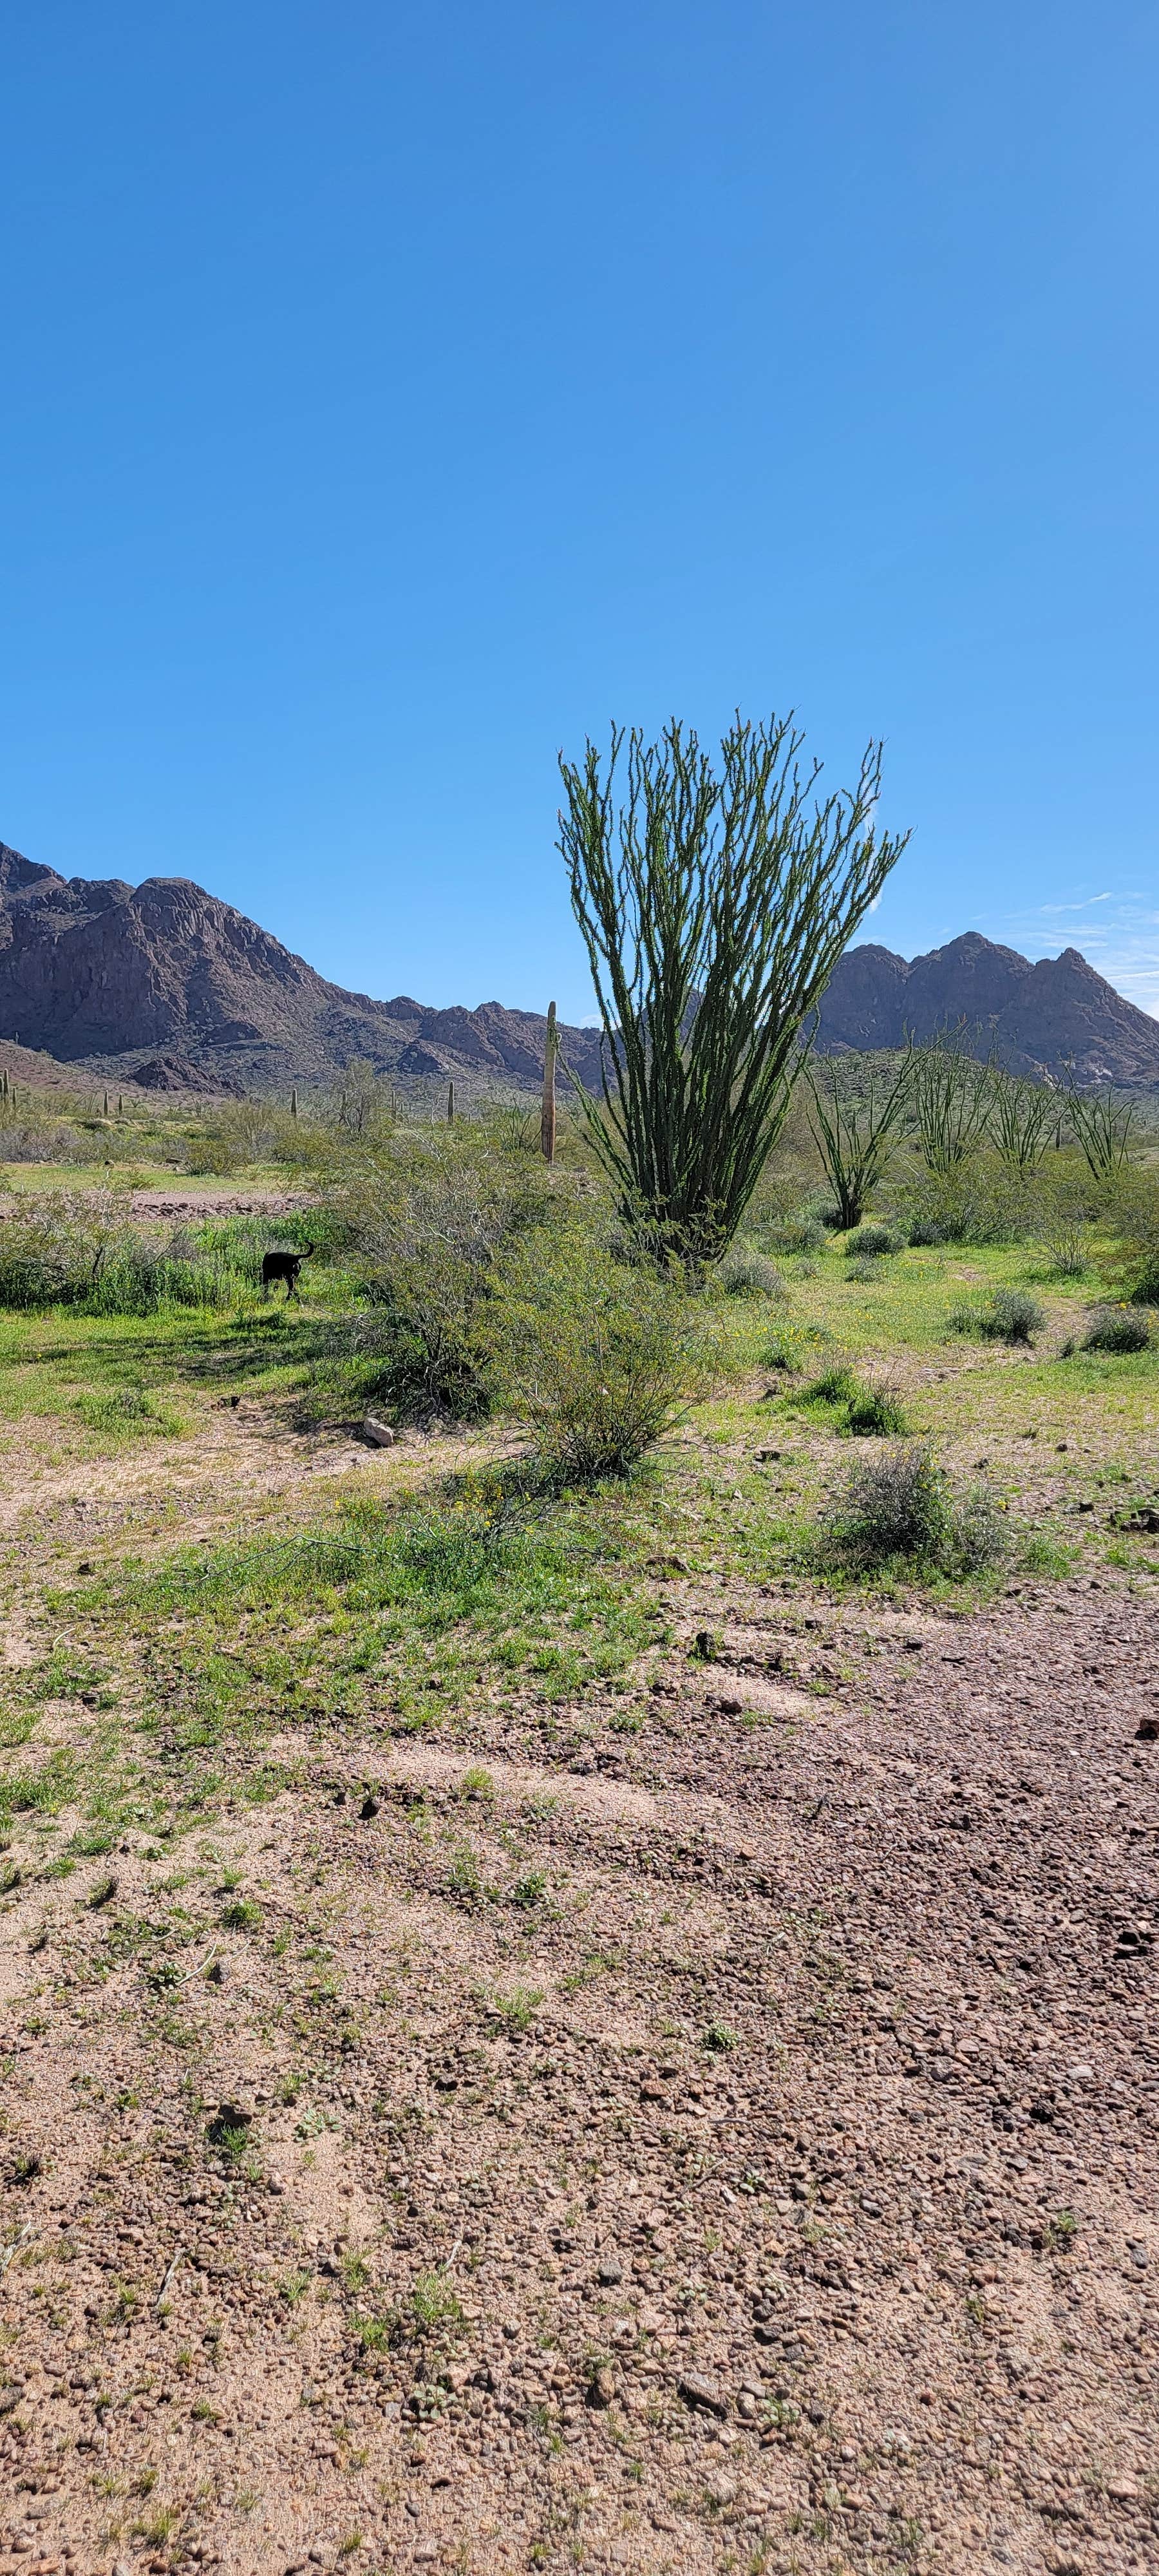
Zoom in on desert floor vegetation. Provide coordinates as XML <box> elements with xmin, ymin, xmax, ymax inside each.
<box><xmin>0</xmin><ymin>1090</ymin><xmax>1156</xmax><ymax>2576</ymax></box>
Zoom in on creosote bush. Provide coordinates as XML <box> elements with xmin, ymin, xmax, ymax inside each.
<box><xmin>341</xmin><ymin>1135</ymin><xmax>554</xmax><ymax>1420</ymax></box>
<box><xmin>485</xmin><ymin>1228</ymin><xmax>717</xmax><ymax>1482</ymax></box>
<box><xmin>1082</xmin><ymin>1307</ymin><xmax>1151</xmax><ymax>1355</ymax></box>
<box><xmin>817</xmin><ymin>1444</ymin><xmax>1006</xmax><ymax>1577</ymax></box>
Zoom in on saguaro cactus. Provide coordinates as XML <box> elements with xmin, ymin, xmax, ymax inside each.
<box><xmin>541</xmin><ymin>1001</ymin><xmax>558</xmax><ymax>1164</ymax></box>
<box><xmin>448</xmin><ymin>1079</ymin><xmax>455</xmax><ymax>1124</ymax></box>
<box><xmin>290</xmin><ymin>1086</ymin><xmax>298</xmax><ymax>1119</ymax></box>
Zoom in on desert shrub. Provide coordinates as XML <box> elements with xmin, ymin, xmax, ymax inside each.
<box><xmin>800</xmin><ymin>1367</ymin><xmax>907</xmax><ymax>1435</ymax></box>
<box><xmin>845</xmin><ymin>1385</ymin><xmax>908</xmax><ymax>1435</ymax></box>
<box><xmin>1039</xmin><ymin>1222</ymin><xmax>1091</xmax><ymax>1280</ymax></box>
<box><xmin>817</xmin><ymin>1443</ymin><xmax>1006</xmax><ymax>1577</ymax></box>
<box><xmin>897</xmin><ymin>1157</ymin><xmax>1033</xmax><ymax>1247</ymax></box>
<box><xmin>1082</xmin><ymin>1306</ymin><xmax>1152</xmax><ymax>1354</ymax></box>
<box><xmin>0</xmin><ymin>1198</ymin><xmax>277</xmax><ymax>1314</ymax></box>
<box><xmin>717</xmin><ymin>1242</ymin><xmax>786</xmax><ymax>1298</ymax></box>
<box><xmin>340</xmin><ymin>1136</ymin><xmax>554</xmax><ymax>1420</ymax></box>
<box><xmin>760</xmin><ymin>1327</ymin><xmax>804</xmax><ymax>1375</ymax></box>
<box><xmin>844</xmin><ymin>1222</ymin><xmax>903</xmax><ymax>1259</ymax></box>
<box><xmin>802</xmin><ymin>1365</ymin><xmax>858</xmax><ymax>1406</ymax></box>
<box><xmin>764</xmin><ymin>1211</ymin><xmax>825</xmax><ymax>1255</ymax></box>
<box><xmin>906</xmin><ymin>1212</ymin><xmax>950</xmax><ymax>1247</ymax></box>
<box><xmin>948</xmin><ymin>1287</ymin><xmax>1044</xmax><ymax>1345</ymax></box>
<box><xmin>485</xmin><ymin>1229</ymin><xmax>715</xmax><ymax>1481</ymax></box>
<box><xmin>1129</xmin><ymin>1251</ymin><xmax>1159</xmax><ymax>1306</ymax></box>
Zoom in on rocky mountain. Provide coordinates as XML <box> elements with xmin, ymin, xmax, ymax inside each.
<box><xmin>0</xmin><ymin>842</ymin><xmax>1155</xmax><ymax>1095</ymax></box>
<box><xmin>815</xmin><ymin>931</ymin><xmax>1159</xmax><ymax>1085</ymax></box>
<box><xmin>0</xmin><ymin>842</ymin><xmax>605</xmax><ymax>1098</ymax></box>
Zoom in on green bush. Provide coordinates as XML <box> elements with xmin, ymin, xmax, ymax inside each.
<box><xmin>949</xmin><ymin>1287</ymin><xmax>1044</xmax><ymax>1345</ymax></box>
<box><xmin>800</xmin><ymin>1366</ymin><xmax>907</xmax><ymax>1435</ymax></box>
<box><xmin>763</xmin><ymin>1211</ymin><xmax>826</xmax><ymax>1255</ymax></box>
<box><xmin>845</xmin><ymin>1385</ymin><xmax>908</xmax><ymax>1435</ymax></box>
<box><xmin>845</xmin><ymin>1222</ymin><xmax>902</xmax><ymax>1258</ymax></box>
<box><xmin>802</xmin><ymin>1365</ymin><xmax>858</xmax><ymax>1406</ymax></box>
<box><xmin>717</xmin><ymin>1243</ymin><xmax>786</xmax><ymax>1298</ymax></box>
<box><xmin>817</xmin><ymin>1444</ymin><xmax>1006</xmax><ymax>1577</ymax></box>
<box><xmin>898</xmin><ymin>1157</ymin><xmax>1033</xmax><ymax>1247</ymax></box>
<box><xmin>1082</xmin><ymin>1306</ymin><xmax>1151</xmax><ymax>1354</ymax></box>
<box><xmin>1129</xmin><ymin>1251</ymin><xmax>1159</xmax><ymax>1307</ymax></box>
<box><xmin>485</xmin><ymin>1229</ymin><xmax>715</xmax><ymax>1482</ymax></box>
<box><xmin>0</xmin><ymin>1196</ymin><xmax>277</xmax><ymax>1314</ymax></box>
<box><xmin>341</xmin><ymin>1135</ymin><xmax>554</xmax><ymax>1421</ymax></box>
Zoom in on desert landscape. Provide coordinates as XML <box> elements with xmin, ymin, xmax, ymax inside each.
<box><xmin>0</xmin><ymin>972</ymin><xmax>1155</xmax><ymax>2576</ymax></box>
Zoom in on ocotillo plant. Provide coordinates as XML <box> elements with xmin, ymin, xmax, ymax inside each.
<box><xmin>988</xmin><ymin>1071</ymin><xmax>1055</xmax><ymax>1170</ymax></box>
<box><xmin>806</xmin><ymin>1047</ymin><xmax>912</xmax><ymax>1230</ymax></box>
<box><xmin>541</xmin><ymin>1001</ymin><xmax>558</xmax><ymax>1163</ymax></box>
<box><xmin>558</xmin><ymin>713</ymin><xmax>909</xmax><ymax>1267</ymax></box>
<box><xmin>909</xmin><ymin>1037</ymin><xmax>992</xmax><ymax>1173</ymax></box>
<box><xmin>1065</xmin><ymin>1080</ymin><xmax>1137</xmax><ymax>1177</ymax></box>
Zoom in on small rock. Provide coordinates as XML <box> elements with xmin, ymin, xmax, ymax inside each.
<box><xmin>598</xmin><ymin>2259</ymin><xmax>623</xmax><ymax>2286</ymax></box>
<box><xmin>588</xmin><ymin>2365</ymin><xmax>617</xmax><ymax>2407</ymax></box>
<box><xmin>1107</xmin><ymin>2476</ymin><xmax>1140</xmax><ymax>2501</ymax></box>
<box><xmin>361</xmin><ymin>1415</ymin><xmax>398</xmax><ymax>1447</ymax></box>
<box><xmin>678</xmin><ymin>2369</ymin><xmax>728</xmax><ymax>2418</ymax></box>
<box><xmin>359</xmin><ymin>1794</ymin><xmax>381</xmax><ymax>1819</ymax></box>
<box><xmin>706</xmin><ymin>2471</ymin><xmax>737</xmax><ymax>2505</ymax></box>
<box><xmin>1136</xmin><ymin>1716</ymin><xmax>1158</xmax><ymax>1741</ymax></box>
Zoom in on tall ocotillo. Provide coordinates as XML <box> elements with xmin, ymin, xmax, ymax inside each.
<box><xmin>541</xmin><ymin>1001</ymin><xmax>558</xmax><ymax>1163</ymax></box>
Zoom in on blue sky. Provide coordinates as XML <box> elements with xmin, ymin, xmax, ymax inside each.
<box><xmin>1</xmin><ymin>1</ymin><xmax>1156</xmax><ymax>1021</ymax></box>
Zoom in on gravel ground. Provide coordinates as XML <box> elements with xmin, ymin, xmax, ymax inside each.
<box><xmin>1</xmin><ymin>1533</ymin><xmax>1156</xmax><ymax>2576</ymax></box>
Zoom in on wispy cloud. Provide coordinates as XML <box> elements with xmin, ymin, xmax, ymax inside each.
<box><xmin>997</xmin><ymin>890</ymin><xmax>1159</xmax><ymax>1019</ymax></box>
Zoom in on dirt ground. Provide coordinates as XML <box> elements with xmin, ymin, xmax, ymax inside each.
<box><xmin>0</xmin><ymin>1408</ymin><xmax>1156</xmax><ymax>2576</ymax></box>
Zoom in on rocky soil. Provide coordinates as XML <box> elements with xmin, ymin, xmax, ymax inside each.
<box><xmin>0</xmin><ymin>1431</ymin><xmax>1156</xmax><ymax>2576</ymax></box>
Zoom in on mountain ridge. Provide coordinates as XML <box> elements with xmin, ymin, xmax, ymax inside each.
<box><xmin>0</xmin><ymin>840</ymin><xmax>1156</xmax><ymax>1094</ymax></box>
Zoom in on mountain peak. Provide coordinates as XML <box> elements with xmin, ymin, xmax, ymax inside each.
<box><xmin>818</xmin><ymin>932</ymin><xmax>1159</xmax><ymax>1084</ymax></box>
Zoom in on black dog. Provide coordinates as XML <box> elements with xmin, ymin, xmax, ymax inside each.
<box><xmin>261</xmin><ymin>1244</ymin><xmax>316</xmax><ymax>1299</ymax></box>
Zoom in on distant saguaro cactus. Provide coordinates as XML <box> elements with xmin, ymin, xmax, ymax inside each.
<box><xmin>541</xmin><ymin>1001</ymin><xmax>558</xmax><ymax>1163</ymax></box>
<box><xmin>448</xmin><ymin>1080</ymin><xmax>455</xmax><ymax>1124</ymax></box>
<box><xmin>290</xmin><ymin>1086</ymin><xmax>298</xmax><ymax>1119</ymax></box>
